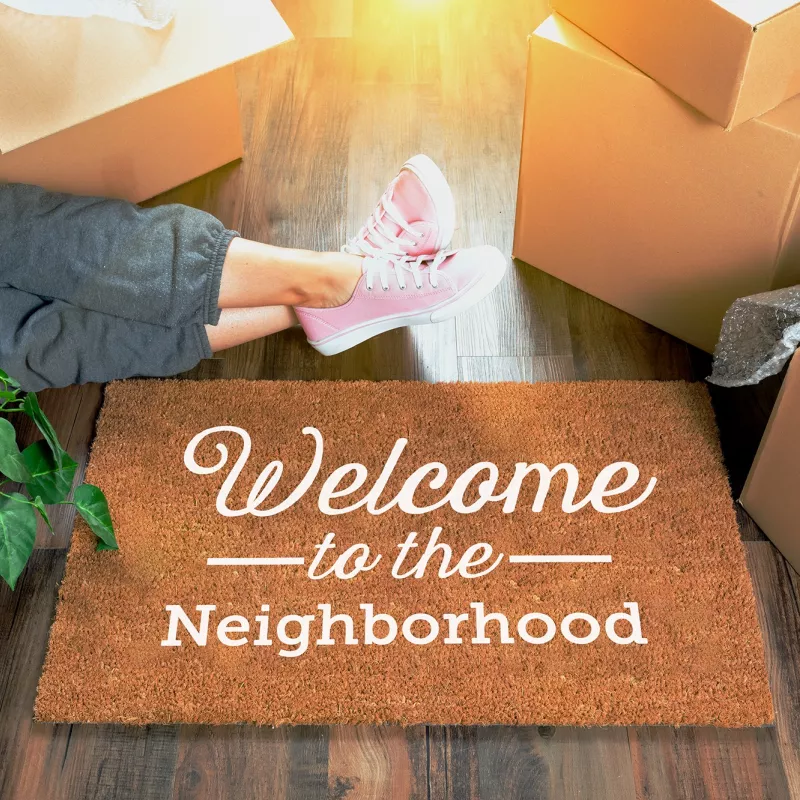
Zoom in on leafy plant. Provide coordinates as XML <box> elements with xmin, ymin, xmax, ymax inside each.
<box><xmin>0</xmin><ymin>369</ymin><xmax>116</xmax><ymax>589</ymax></box>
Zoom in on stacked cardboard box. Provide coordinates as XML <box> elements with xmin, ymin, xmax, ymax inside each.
<box><xmin>0</xmin><ymin>0</ymin><xmax>293</xmax><ymax>202</ymax></box>
<box><xmin>513</xmin><ymin>5</ymin><xmax>800</xmax><ymax>567</ymax></box>
<box><xmin>514</xmin><ymin>7</ymin><xmax>800</xmax><ymax>353</ymax></box>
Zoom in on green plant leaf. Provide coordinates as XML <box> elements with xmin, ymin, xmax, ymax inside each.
<box><xmin>0</xmin><ymin>418</ymin><xmax>31</xmax><ymax>483</ymax></box>
<box><xmin>30</xmin><ymin>496</ymin><xmax>53</xmax><ymax>533</ymax></box>
<box><xmin>73</xmin><ymin>484</ymin><xmax>117</xmax><ymax>551</ymax></box>
<box><xmin>22</xmin><ymin>441</ymin><xmax>77</xmax><ymax>504</ymax></box>
<box><xmin>0</xmin><ymin>390</ymin><xmax>17</xmax><ymax>402</ymax></box>
<box><xmin>22</xmin><ymin>393</ymin><xmax>67</xmax><ymax>468</ymax></box>
<box><xmin>0</xmin><ymin>492</ymin><xmax>37</xmax><ymax>590</ymax></box>
<box><xmin>0</xmin><ymin>368</ymin><xmax>21</xmax><ymax>390</ymax></box>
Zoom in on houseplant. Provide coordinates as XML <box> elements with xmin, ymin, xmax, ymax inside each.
<box><xmin>0</xmin><ymin>368</ymin><xmax>116</xmax><ymax>589</ymax></box>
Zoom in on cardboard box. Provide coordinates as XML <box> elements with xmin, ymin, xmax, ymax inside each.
<box><xmin>0</xmin><ymin>0</ymin><xmax>292</xmax><ymax>202</ymax></box>
<box><xmin>550</xmin><ymin>0</ymin><xmax>800</xmax><ymax>129</ymax></box>
<box><xmin>513</xmin><ymin>15</ymin><xmax>800</xmax><ymax>353</ymax></box>
<box><xmin>741</xmin><ymin>350</ymin><xmax>800</xmax><ymax>572</ymax></box>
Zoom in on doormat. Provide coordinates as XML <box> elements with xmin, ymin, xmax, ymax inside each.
<box><xmin>35</xmin><ymin>380</ymin><xmax>773</xmax><ymax>726</ymax></box>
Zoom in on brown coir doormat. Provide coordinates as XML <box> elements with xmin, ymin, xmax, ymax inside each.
<box><xmin>35</xmin><ymin>380</ymin><xmax>772</xmax><ymax>727</ymax></box>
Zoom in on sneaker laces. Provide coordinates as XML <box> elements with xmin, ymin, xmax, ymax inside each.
<box><xmin>343</xmin><ymin>182</ymin><xmax>421</xmax><ymax>258</ymax></box>
<box><xmin>364</xmin><ymin>250</ymin><xmax>450</xmax><ymax>292</ymax></box>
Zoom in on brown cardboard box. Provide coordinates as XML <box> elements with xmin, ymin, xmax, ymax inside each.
<box><xmin>550</xmin><ymin>0</ymin><xmax>800</xmax><ymax>129</ymax></box>
<box><xmin>513</xmin><ymin>15</ymin><xmax>800</xmax><ymax>353</ymax></box>
<box><xmin>741</xmin><ymin>350</ymin><xmax>800</xmax><ymax>572</ymax></box>
<box><xmin>0</xmin><ymin>0</ymin><xmax>292</xmax><ymax>202</ymax></box>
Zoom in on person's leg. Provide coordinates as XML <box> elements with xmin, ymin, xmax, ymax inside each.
<box><xmin>205</xmin><ymin>306</ymin><xmax>298</xmax><ymax>351</ymax></box>
<box><xmin>1</xmin><ymin>183</ymin><xmax>363</xmax><ymax>328</ymax></box>
<box><xmin>216</xmin><ymin>238</ymin><xmax>362</xmax><ymax>310</ymax></box>
<box><xmin>0</xmin><ymin>286</ymin><xmax>209</xmax><ymax>392</ymax></box>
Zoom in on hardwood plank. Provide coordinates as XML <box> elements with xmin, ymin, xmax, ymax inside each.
<box><xmin>458</xmin><ymin>356</ymin><xmax>575</xmax><ymax>383</ymax></box>
<box><xmin>474</xmin><ymin>726</ymin><xmax>637</xmax><ymax>800</ymax></box>
<box><xmin>564</xmin><ymin>285</ymin><xmax>695</xmax><ymax>382</ymax></box>
<box><xmin>427</xmin><ymin>726</ymin><xmax>480</xmax><ymax>800</ymax></box>
<box><xmin>286</xmin><ymin>726</ymin><xmax>329</xmax><ymax>800</ymax></box>
<box><xmin>172</xmin><ymin>726</ymin><xmax>290</xmax><ymax>800</ymax></box>
<box><xmin>745</xmin><ymin>542</ymin><xmax>800</xmax><ymax>797</ymax></box>
<box><xmin>0</xmin><ymin>550</ymin><xmax>66</xmax><ymax>799</ymax></box>
<box><xmin>141</xmin><ymin>160</ymin><xmax>244</xmax><ymax>232</ymax></box>
<box><xmin>352</xmin><ymin>0</ymin><xmax>440</xmax><ymax>86</ymax></box>
<box><xmin>439</xmin><ymin>1</ymin><xmax>550</xmax><ymax>358</ymax></box>
<box><xmin>628</xmin><ymin>726</ymin><xmax>789</xmax><ymax>800</ymax></box>
<box><xmin>52</xmin><ymin>725</ymin><xmax>179</xmax><ymax>800</ymax></box>
<box><xmin>327</xmin><ymin>725</ymin><xmax>427</xmax><ymax>799</ymax></box>
<box><xmin>172</xmin><ymin>725</ymin><xmax>328</xmax><ymax>800</ymax></box>
<box><xmin>274</xmin><ymin>0</ymin><xmax>354</xmax><ymax>40</ymax></box>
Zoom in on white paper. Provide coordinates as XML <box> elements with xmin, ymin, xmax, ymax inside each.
<box><xmin>0</xmin><ymin>0</ymin><xmax>176</xmax><ymax>29</ymax></box>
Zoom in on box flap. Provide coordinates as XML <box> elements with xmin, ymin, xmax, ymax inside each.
<box><xmin>712</xmin><ymin>0</ymin><xmax>799</xmax><ymax>26</ymax></box>
<box><xmin>757</xmin><ymin>92</ymin><xmax>800</xmax><ymax>136</ymax></box>
<box><xmin>532</xmin><ymin>15</ymin><xmax>640</xmax><ymax>74</ymax></box>
<box><xmin>0</xmin><ymin>0</ymin><xmax>292</xmax><ymax>153</ymax></box>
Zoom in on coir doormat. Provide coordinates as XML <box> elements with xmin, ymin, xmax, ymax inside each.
<box><xmin>35</xmin><ymin>380</ymin><xmax>772</xmax><ymax>726</ymax></box>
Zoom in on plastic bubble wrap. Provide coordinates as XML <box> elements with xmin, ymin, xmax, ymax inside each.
<box><xmin>708</xmin><ymin>285</ymin><xmax>800</xmax><ymax>387</ymax></box>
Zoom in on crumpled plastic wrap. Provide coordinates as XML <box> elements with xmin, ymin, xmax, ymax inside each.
<box><xmin>708</xmin><ymin>285</ymin><xmax>800</xmax><ymax>387</ymax></box>
<box><xmin>0</xmin><ymin>0</ymin><xmax>175</xmax><ymax>29</ymax></box>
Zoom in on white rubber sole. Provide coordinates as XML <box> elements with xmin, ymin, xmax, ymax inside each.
<box><xmin>402</xmin><ymin>154</ymin><xmax>456</xmax><ymax>251</ymax></box>
<box><xmin>310</xmin><ymin>248</ymin><xmax>508</xmax><ymax>356</ymax></box>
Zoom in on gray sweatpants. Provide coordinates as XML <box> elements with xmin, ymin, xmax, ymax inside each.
<box><xmin>0</xmin><ymin>184</ymin><xmax>238</xmax><ymax>392</ymax></box>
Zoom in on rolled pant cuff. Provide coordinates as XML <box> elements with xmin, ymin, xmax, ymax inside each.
<box><xmin>204</xmin><ymin>229</ymin><xmax>239</xmax><ymax>326</ymax></box>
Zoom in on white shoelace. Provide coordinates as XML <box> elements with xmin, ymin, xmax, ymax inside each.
<box><xmin>364</xmin><ymin>250</ymin><xmax>450</xmax><ymax>292</ymax></box>
<box><xmin>343</xmin><ymin>184</ymin><xmax>421</xmax><ymax>259</ymax></box>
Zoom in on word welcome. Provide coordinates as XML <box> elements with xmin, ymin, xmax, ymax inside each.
<box><xmin>184</xmin><ymin>426</ymin><xmax>657</xmax><ymax>518</ymax></box>
<box><xmin>161</xmin><ymin>602</ymin><xmax>647</xmax><ymax>657</ymax></box>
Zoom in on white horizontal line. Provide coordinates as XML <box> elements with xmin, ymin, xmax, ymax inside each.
<box><xmin>207</xmin><ymin>557</ymin><xmax>306</xmax><ymax>566</ymax></box>
<box><xmin>508</xmin><ymin>555</ymin><xmax>612</xmax><ymax>564</ymax></box>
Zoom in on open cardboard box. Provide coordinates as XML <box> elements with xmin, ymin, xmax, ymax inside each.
<box><xmin>0</xmin><ymin>0</ymin><xmax>292</xmax><ymax>202</ymax></box>
<box><xmin>550</xmin><ymin>0</ymin><xmax>800</xmax><ymax>129</ymax></box>
<box><xmin>741</xmin><ymin>350</ymin><xmax>800</xmax><ymax>573</ymax></box>
<box><xmin>514</xmin><ymin>15</ymin><xmax>800</xmax><ymax>353</ymax></box>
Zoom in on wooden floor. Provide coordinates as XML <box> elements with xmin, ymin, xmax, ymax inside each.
<box><xmin>2</xmin><ymin>0</ymin><xmax>800</xmax><ymax>797</ymax></box>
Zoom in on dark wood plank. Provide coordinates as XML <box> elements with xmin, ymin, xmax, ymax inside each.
<box><xmin>0</xmin><ymin>550</ymin><xmax>66</xmax><ymax>799</ymax></box>
<box><xmin>474</xmin><ymin>726</ymin><xmax>637</xmax><ymax>800</ymax></box>
<box><xmin>172</xmin><ymin>726</ymin><xmax>290</xmax><ymax>799</ymax></box>
<box><xmin>172</xmin><ymin>725</ymin><xmax>328</xmax><ymax>800</ymax></box>
<box><xmin>427</xmin><ymin>726</ymin><xmax>480</xmax><ymax>800</ymax></box>
<box><xmin>628</xmin><ymin>726</ymin><xmax>789</xmax><ymax>800</ymax></box>
<box><xmin>52</xmin><ymin>725</ymin><xmax>179</xmax><ymax>800</ymax></box>
<box><xmin>327</xmin><ymin>725</ymin><xmax>427</xmax><ymax>799</ymax></box>
<box><xmin>745</xmin><ymin>542</ymin><xmax>800</xmax><ymax>797</ymax></box>
<box><xmin>564</xmin><ymin>285</ymin><xmax>695</xmax><ymax>382</ymax></box>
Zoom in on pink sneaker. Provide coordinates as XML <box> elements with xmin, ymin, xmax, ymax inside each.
<box><xmin>296</xmin><ymin>245</ymin><xmax>507</xmax><ymax>355</ymax></box>
<box><xmin>344</xmin><ymin>154</ymin><xmax>455</xmax><ymax>259</ymax></box>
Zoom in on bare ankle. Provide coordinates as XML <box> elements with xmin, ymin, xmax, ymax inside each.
<box><xmin>302</xmin><ymin>253</ymin><xmax>363</xmax><ymax>308</ymax></box>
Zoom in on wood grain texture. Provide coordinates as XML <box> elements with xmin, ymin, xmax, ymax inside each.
<box><xmin>1</xmin><ymin>0</ymin><xmax>798</xmax><ymax>796</ymax></box>
<box><xmin>746</xmin><ymin>542</ymin><xmax>800</xmax><ymax>798</ymax></box>
<box><xmin>327</xmin><ymin>726</ymin><xmax>428</xmax><ymax>799</ymax></box>
<box><xmin>628</xmin><ymin>726</ymin><xmax>789</xmax><ymax>800</ymax></box>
